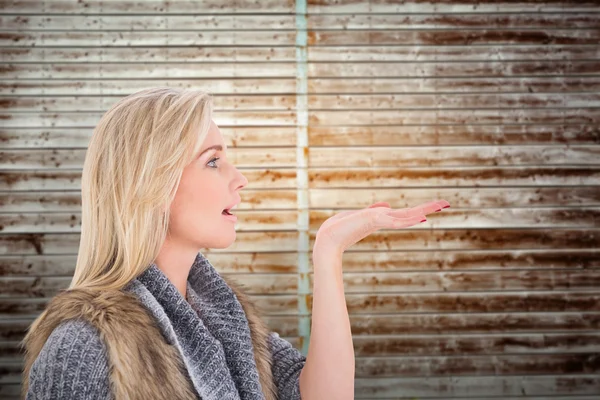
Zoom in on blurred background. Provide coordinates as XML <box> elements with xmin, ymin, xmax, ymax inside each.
<box><xmin>1</xmin><ymin>0</ymin><xmax>599</xmax><ymax>398</ymax></box>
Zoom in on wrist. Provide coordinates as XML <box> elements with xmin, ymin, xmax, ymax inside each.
<box><xmin>312</xmin><ymin>245</ymin><xmax>343</xmax><ymax>271</ymax></box>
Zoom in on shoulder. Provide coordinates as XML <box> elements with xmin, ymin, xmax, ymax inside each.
<box><xmin>26</xmin><ymin>319</ymin><xmax>112</xmax><ymax>400</ymax></box>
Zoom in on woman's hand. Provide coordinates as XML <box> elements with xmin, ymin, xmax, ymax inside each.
<box><xmin>313</xmin><ymin>199</ymin><xmax>451</xmax><ymax>259</ymax></box>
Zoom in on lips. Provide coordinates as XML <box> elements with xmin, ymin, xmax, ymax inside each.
<box><xmin>222</xmin><ymin>200</ymin><xmax>240</xmax><ymax>215</ymax></box>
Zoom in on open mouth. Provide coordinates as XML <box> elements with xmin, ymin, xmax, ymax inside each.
<box><xmin>222</xmin><ymin>209</ymin><xmax>233</xmax><ymax>216</ymax></box>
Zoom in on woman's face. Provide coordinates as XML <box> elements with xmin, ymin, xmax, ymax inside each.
<box><xmin>167</xmin><ymin>120</ymin><xmax>248</xmax><ymax>250</ymax></box>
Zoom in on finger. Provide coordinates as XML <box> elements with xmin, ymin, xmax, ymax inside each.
<box><xmin>369</xmin><ymin>202</ymin><xmax>391</xmax><ymax>208</ymax></box>
<box><xmin>410</xmin><ymin>199</ymin><xmax>451</xmax><ymax>215</ymax></box>
<box><xmin>382</xmin><ymin>213</ymin><xmax>428</xmax><ymax>228</ymax></box>
<box><xmin>373</xmin><ymin>207</ymin><xmax>426</xmax><ymax>226</ymax></box>
<box><xmin>331</xmin><ymin>202</ymin><xmax>390</xmax><ymax>224</ymax></box>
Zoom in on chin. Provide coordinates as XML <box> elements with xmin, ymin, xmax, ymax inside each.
<box><xmin>203</xmin><ymin>233</ymin><xmax>236</xmax><ymax>249</ymax></box>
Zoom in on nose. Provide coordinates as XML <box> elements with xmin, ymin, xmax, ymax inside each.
<box><xmin>235</xmin><ymin>168</ymin><xmax>248</xmax><ymax>191</ymax></box>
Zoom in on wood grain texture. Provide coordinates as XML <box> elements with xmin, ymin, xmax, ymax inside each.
<box><xmin>2</xmin><ymin>0</ymin><xmax>600</xmax><ymax>397</ymax></box>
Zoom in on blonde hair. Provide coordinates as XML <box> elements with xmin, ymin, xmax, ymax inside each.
<box><xmin>69</xmin><ymin>87</ymin><xmax>213</xmax><ymax>291</ymax></box>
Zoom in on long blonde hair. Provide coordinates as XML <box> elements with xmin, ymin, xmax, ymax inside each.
<box><xmin>69</xmin><ymin>87</ymin><xmax>213</xmax><ymax>291</ymax></box>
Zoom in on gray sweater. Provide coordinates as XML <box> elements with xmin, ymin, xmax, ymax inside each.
<box><xmin>26</xmin><ymin>252</ymin><xmax>306</xmax><ymax>399</ymax></box>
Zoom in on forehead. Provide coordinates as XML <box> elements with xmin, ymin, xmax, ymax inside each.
<box><xmin>205</xmin><ymin>121</ymin><xmax>225</xmax><ymax>147</ymax></box>
<box><xmin>195</xmin><ymin>121</ymin><xmax>226</xmax><ymax>159</ymax></box>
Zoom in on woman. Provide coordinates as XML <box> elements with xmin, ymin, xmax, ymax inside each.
<box><xmin>20</xmin><ymin>87</ymin><xmax>450</xmax><ymax>400</ymax></box>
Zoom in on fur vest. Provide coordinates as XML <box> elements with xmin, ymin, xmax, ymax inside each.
<box><xmin>21</xmin><ymin>276</ymin><xmax>277</xmax><ymax>400</ymax></box>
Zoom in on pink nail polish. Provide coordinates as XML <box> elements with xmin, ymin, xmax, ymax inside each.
<box><xmin>435</xmin><ymin>209</ymin><xmax>442</xmax><ymax>212</ymax></box>
<box><xmin>420</xmin><ymin>219</ymin><xmax>427</xmax><ymax>223</ymax></box>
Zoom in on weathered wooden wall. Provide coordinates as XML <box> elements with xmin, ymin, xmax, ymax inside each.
<box><xmin>1</xmin><ymin>0</ymin><xmax>600</xmax><ymax>398</ymax></box>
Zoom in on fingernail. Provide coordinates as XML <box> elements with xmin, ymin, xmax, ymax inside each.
<box><xmin>442</xmin><ymin>205</ymin><xmax>450</xmax><ymax>209</ymax></box>
<box><xmin>420</xmin><ymin>219</ymin><xmax>427</xmax><ymax>223</ymax></box>
<box><xmin>435</xmin><ymin>209</ymin><xmax>442</xmax><ymax>212</ymax></box>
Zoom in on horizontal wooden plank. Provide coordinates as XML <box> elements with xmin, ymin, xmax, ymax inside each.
<box><xmin>348</xmin><ymin>312</ymin><xmax>600</xmax><ymax>335</ymax></box>
<box><xmin>0</xmin><ymin>314</ymin><xmax>300</xmax><ymax>342</ymax></box>
<box><xmin>5</xmin><ymin>376</ymin><xmax>596</xmax><ymax>398</ymax></box>
<box><xmin>5</xmin><ymin>353</ymin><xmax>600</xmax><ymax>381</ymax></box>
<box><xmin>2</xmin><ymin>291</ymin><xmax>598</xmax><ymax>317</ymax></box>
<box><xmin>2</xmin><ymin>311</ymin><xmax>599</xmax><ymax>337</ymax></box>
<box><xmin>307</xmin><ymin>145</ymin><xmax>600</xmax><ymax>166</ymax></box>
<box><xmin>307</xmin><ymin>1</ymin><xmax>600</xmax><ymax>13</ymax></box>
<box><xmin>309</xmin><ymin>229</ymin><xmax>600</xmax><ymax>252</ymax></box>
<box><xmin>2</xmin><ymin>317</ymin><xmax>599</xmax><ymax>356</ymax></box>
<box><xmin>1</xmin><ymin>63</ymin><xmax>297</xmax><ymax>79</ymax></box>
<box><xmin>4</xmin><ymin>109</ymin><xmax>600</xmax><ymax>128</ymax></box>
<box><xmin>319</xmin><ymin>270</ymin><xmax>600</xmax><ymax>293</ymax></box>
<box><xmin>307</xmin><ymin>93</ymin><xmax>600</xmax><ymax>109</ymax></box>
<box><xmin>3</xmin><ymin>145</ymin><xmax>599</xmax><ymax>170</ymax></box>
<box><xmin>2</xmin><ymin>249</ymin><xmax>599</xmax><ymax>276</ymax></box>
<box><xmin>309</xmin><ymin>187</ymin><xmax>600</xmax><ymax>209</ymax></box>
<box><xmin>308</xmin><ymin>61</ymin><xmax>600</xmax><ymax>78</ymax></box>
<box><xmin>307</xmin><ymin>13</ymin><xmax>600</xmax><ymax>30</ymax></box>
<box><xmin>339</xmin><ymin>291</ymin><xmax>600</xmax><ymax>314</ymax></box>
<box><xmin>3</xmin><ymin>93</ymin><xmax>600</xmax><ymax>112</ymax></box>
<box><xmin>1</xmin><ymin>147</ymin><xmax>297</xmax><ymax>169</ymax></box>
<box><xmin>4</xmin><ymin>14</ymin><xmax>600</xmax><ymax>31</ymax></box>
<box><xmin>2</xmin><ymin>269</ymin><xmax>599</xmax><ymax>297</ymax></box>
<box><xmin>308</xmin><ymin>109</ymin><xmax>600</xmax><ymax>125</ymax></box>
<box><xmin>355</xmin><ymin>353</ymin><xmax>600</xmax><ymax>377</ymax></box>
<box><xmin>353</xmin><ymin>398</ymin><xmax>600</xmax><ymax>400</ymax></box>
<box><xmin>0</xmin><ymin>273</ymin><xmax>298</xmax><ymax>297</ymax></box>
<box><xmin>3</xmin><ymin>0</ymin><xmax>296</xmax><ymax>14</ymax></box>
<box><xmin>3</xmin><ymin>45</ymin><xmax>599</xmax><ymax>63</ymax></box>
<box><xmin>1</xmin><ymin>110</ymin><xmax>297</xmax><ymax>127</ymax></box>
<box><xmin>2</xmin><ymin>168</ymin><xmax>599</xmax><ymax>192</ymax></box>
<box><xmin>1</xmin><ymin>47</ymin><xmax>296</xmax><ymax>63</ymax></box>
<box><xmin>308</xmin><ymin>76</ymin><xmax>600</xmax><ymax>94</ymax></box>
<box><xmin>308</xmin><ymin>125</ymin><xmax>600</xmax><ymax>146</ymax></box>
<box><xmin>352</xmin><ymin>332</ymin><xmax>600</xmax><ymax>356</ymax></box>
<box><xmin>0</xmin><ymin>189</ymin><xmax>298</xmax><ymax>213</ymax></box>
<box><xmin>1</xmin><ymin>187</ymin><xmax>599</xmax><ymax>214</ymax></box>
<box><xmin>7</xmin><ymin>353</ymin><xmax>598</xmax><ymax>381</ymax></box>
<box><xmin>308</xmin><ymin>166</ymin><xmax>600</xmax><ymax>187</ymax></box>
<box><xmin>4</xmin><ymin>312</ymin><xmax>599</xmax><ymax>343</ymax></box>
<box><xmin>0</xmin><ymin>0</ymin><xmax>595</xmax><ymax>15</ymax></box>
<box><xmin>0</xmin><ymin>294</ymin><xmax>299</xmax><ymax>316</ymax></box>
<box><xmin>0</xmin><ymin>231</ymin><xmax>301</xmax><ymax>254</ymax></box>
<box><xmin>0</xmin><ymin>94</ymin><xmax>297</xmax><ymax>111</ymax></box>
<box><xmin>352</xmin><ymin>375</ymin><xmax>600</xmax><ymax>397</ymax></box>
<box><xmin>308</xmin><ymin>29</ymin><xmax>600</xmax><ymax>46</ymax></box>
<box><xmin>4</xmin><ymin>30</ymin><xmax>600</xmax><ymax>47</ymax></box>
<box><xmin>0</xmin><ymin>169</ymin><xmax>297</xmax><ymax>191</ymax></box>
<box><xmin>4</xmin><ymin>61</ymin><xmax>600</xmax><ymax>80</ymax></box>
<box><xmin>0</xmin><ymin>252</ymin><xmax>304</xmax><ymax>276</ymax></box>
<box><xmin>3</xmin><ymin>124</ymin><xmax>597</xmax><ymax>149</ymax></box>
<box><xmin>0</xmin><ymin>337</ymin><xmax>308</xmax><ymax>362</ymax></box>
<box><xmin>0</xmin><ymin>31</ymin><xmax>296</xmax><ymax>47</ymax></box>
<box><xmin>4</xmin><ymin>229</ymin><xmax>596</xmax><ymax>254</ymax></box>
<box><xmin>309</xmin><ymin>45</ymin><xmax>600</xmax><ymax>62</ymax></box>
<box><xmin>0</xmin><ymin>126</ymin><xmax>298</xmax><ymax>148</ymax></box>
<box><xmin>1</xmin><ymin>207</ymin><xmax>599</xmax><ymax>234</ymax></box>
<box><xmin>0</xmin><ymin>79</ymin><xmax>298</xmax><ymax>95</ymax></box>
<box><xmin>0</xmin><ymin>15</ymin><xmax>296</xmax><ymax>30</ymax></box>
<box><xmin>3</xmin><ymin>77</ymin><xmax>598</xmax><ymax>96</ymax></box>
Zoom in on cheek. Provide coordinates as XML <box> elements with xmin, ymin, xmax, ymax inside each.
<box><xmin>174</xmin><ymin>173</ymin><xmax>220</xmax><ymax>216</ymax></box>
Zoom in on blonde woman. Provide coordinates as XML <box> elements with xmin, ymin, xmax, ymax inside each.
<box><xmin>20</xmin><ymin>87</ymin><xmax>450</xmax><ymax>400</ymax></box>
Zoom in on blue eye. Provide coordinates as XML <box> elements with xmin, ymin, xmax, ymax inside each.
<box><xmin>207</xmin><ymin>157</ymin><xmax>220</xmax><ymax>168</ymax></box>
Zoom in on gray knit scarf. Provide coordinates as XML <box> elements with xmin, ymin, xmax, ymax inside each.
<box><xmin>123</xmin><ymin>252</ymin><xmax>268</xmax><ymax>399</ymax></box>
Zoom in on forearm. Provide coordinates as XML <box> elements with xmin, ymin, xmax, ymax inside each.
<box><xmin>299</xmin><ymin>250</ymin><xmax>355</xmax><ymax>400</ymax></box>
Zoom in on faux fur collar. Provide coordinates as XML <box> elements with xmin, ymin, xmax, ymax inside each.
<box><xmin>21</xmin><ymin>254</ymin><xmax>278</xmax><ymax>400</ymax></box>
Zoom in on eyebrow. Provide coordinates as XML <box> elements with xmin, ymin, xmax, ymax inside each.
<box><xmin>197</xmin><ymin>145</ymin><xmax>223</xmax><ymax>158</ymax></box>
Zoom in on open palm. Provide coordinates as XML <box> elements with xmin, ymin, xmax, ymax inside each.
<box><xmin>314</xmin><ymin>200</ymin><xmax>451</xmax><ymax>256</ymax></box>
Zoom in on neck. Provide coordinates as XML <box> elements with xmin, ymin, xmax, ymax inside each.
<box><xmin>153</xmin><ymin>239</ymin><xmax>199</xmax><ymax>300</ymax></box>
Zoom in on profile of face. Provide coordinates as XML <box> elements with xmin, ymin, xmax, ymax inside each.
<box><xmin>167</xmin><ymin>120</ymin><xmax>248</xmax><ymax>250</ymax></box>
